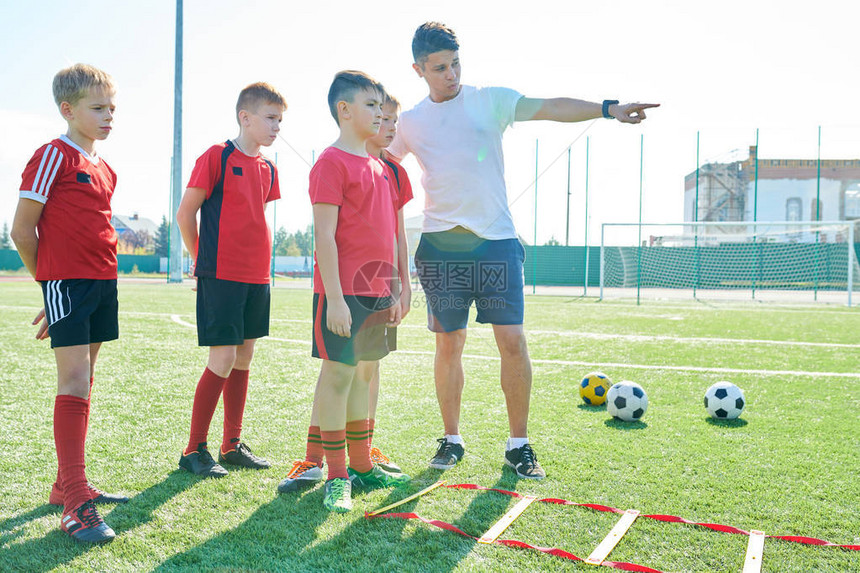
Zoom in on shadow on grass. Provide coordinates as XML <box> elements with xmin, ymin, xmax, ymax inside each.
<box><xmin>577</xmin><ymin>403</ymin><xmax>607</xmax><ymax>412</ymax></box>
<box><xmin>299</xmin><ymin>468</ymin><xmax>522</xmax><ymax>572</ymax></box>
<box><xmin>151</xmin><ymin>474</ymin><xmax>331</xmax><ymax>572</ymax></box>
<box><xmin>603</xmin><ymin>418</ymin><xmax>648</xmax><ymax>430</ymax></box>
<box><xmin>0</xmin><ymin>504</ymin><xmax>59</xmax><ymax>548</ymax></box>
<box><xmin>150</xmin><ymin>465</ymin><xmax>527</xmax><ymax>571</ymax></box>
<box><xmin>705</xmin><ymin>417</ymin><xmax>748</xmax><ymax>428</ymax></box>
<box><xmin>0</xmin><ymin>471</ymin><xmax>195</xmax><ymax>572</ymax></box>
<box><xmin>105</xmin><ymin>470</ymin><xmax>199</xmax><ymax>534</ymax></box>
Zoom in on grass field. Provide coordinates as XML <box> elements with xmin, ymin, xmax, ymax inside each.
<box><xmin>0</xmin><ymin>279</ymin><xmax>858</xmax><ymax>572</ymax></box>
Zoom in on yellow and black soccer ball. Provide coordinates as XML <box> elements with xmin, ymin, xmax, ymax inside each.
<box><xmin>579</xmin><ymin>372</ymin><xmax>612</xmax><ymax>406</ymax></box>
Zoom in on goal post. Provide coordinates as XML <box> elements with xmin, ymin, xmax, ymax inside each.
<box><xmin>599</xmin><ymin>221</ymin><xmax>860</xmax><ymax>306</ymax></box>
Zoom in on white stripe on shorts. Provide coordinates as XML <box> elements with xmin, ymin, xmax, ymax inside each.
<box><xmin>45</xmin><ymin>280</ymin><xmax>70</xmax><ymax>325</ymax></box>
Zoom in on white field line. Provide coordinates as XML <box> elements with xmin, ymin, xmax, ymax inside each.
<box><xmin>170</xmin><ymin>315</ymin><xmax>860</xmax><ymax>379</ymax></box>
<box><xmin>2</xmin><ymin>304</ymin><xmax>855</xmax><ymax>350</ymax></box>
<box><xmin>273</xmin><ymin>317</ymin><xmax>860</xmax><ymax>350</ymax></box>
<box><xmin>169</xmin><ymin>315</ymin><xmax>310</xmax><ymax>346</ymax></box>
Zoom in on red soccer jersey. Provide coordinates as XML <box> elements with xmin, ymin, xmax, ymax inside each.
<box><xmin>188</xmin><ymin>142</ymin><xmax>280</xmax><ymax>284</ymax></box>
<box><xmin>382</xmin><ymin>157</ymin><xmax>414</xmax><ymax>211</ymax></box>
<box><xmin>19</xmin><ymin>135</ymin><xmax>118</xmax><ymax>281</ymax></box>
<box><xmin>309</xmin><ymin>147</ymin><xmax>403</xmax><ymax>296</ymax></box>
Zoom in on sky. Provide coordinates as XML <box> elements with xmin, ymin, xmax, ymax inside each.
<box><xmin>1</xmin><ymin>0</ymin><xmax>858</xmax><ymax>246</ymax></box>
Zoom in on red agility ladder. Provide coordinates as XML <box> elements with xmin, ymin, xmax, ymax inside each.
<box><xmin>365</xmin><ymin>482</ymin><xmax>858</xmax><ymax>572</ymax></box>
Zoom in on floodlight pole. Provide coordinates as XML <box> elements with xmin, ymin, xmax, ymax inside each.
<box><xmin>752</xmin><ymin>128</ymin><xmax>759</xmax><ymax>300</ymax></box>
<box><xmin>636</xmin><ymin>134</ymin><xmax>644</xmax><ymax>306</ymax></box>
<box><xmin>694</xmin><ymin>131</ymin><xmax>700</xmax><ymax>299</ymax></box>
<box><xmin>168</xmin><ymin>0</ymin><xmax>184</xmax><ymax>283</ymax></box>
<box><xmin>565</xmin><ymin>146</ymin><xmax>571</xmax><ymax>247</ymax></box>
<box><xmin>532</xmin><ymin>139</ymin><xmax>538</xmax><ymax>295</ymax></box>
<box><xmin>583</xmin><ymin>137</ymin><xmax>590</xmax><ymax>296</ymax></box>
<box><xmin>814</xmin><ymin>126</ymin><xmax>821</xmax><ymax>300</ymax></box>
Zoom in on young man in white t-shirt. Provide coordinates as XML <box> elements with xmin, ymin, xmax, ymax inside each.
<box><xmin>387</xmin><ymin>21</ymin><xmax>658</xmax><ymax>479</ymax></box>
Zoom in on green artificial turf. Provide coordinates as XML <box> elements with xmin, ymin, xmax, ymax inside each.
<box><xmin>0</xmin><ymin>280</ymin><xmax>857</xmax><ymax>572</ymax></box>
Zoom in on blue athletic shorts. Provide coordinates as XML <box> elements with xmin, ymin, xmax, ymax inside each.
<box><xmin>196</xmin><ymin>277</ymin><xmax>270</xmax><ymax>346</ymax></box>
<box><xmin>414</xmin><ymin>228</ymin><xmax>525</xmax><ymax>333</ymax></box>
<box><xmin>40</xmin><ymin>279</ymin><xmax>119</xmax><ymax>348</ymax></box>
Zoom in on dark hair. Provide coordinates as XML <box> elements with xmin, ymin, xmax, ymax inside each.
<box><xmin>327</xmin><ymin>70</ymin><xmax>383</xmax><ymax>125</ymax></box>
<box><xmin>236</xmin><ymin>82</ymin><xmax>286</xmax><ymax>124</ymax></box>
<box><xmin>412</xmin><ymin>21</ymin><xmax>459</xmax><ymax>64</ymax></box>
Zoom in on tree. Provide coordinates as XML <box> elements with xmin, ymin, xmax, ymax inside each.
<box><xmin>295</xmin><ymin>224</ymin><xmax>313</xmax><ymax>256</ymax></box>
<box><xmin>119</xmin><ymin>229</ymin><xmax>152</xmax><ymax>254</ymax></box>
<box><xmin>154</xmin><ymin>216</ymin><xmax>170</xmax><ymax>257</ymax></box>
<box><xmin>0</xmin><ymin>222</ymin><xmax>10</xmax><ymax>249</ymax></box>
<box><xmin>273</xmin><ymin>227</ymin><xmax>288</xmax><ymax>255</ymax></box>
<box><xmin>544</xmin><ymin>236</ymin><xmax>561</xmax><ymax>246</ymax></box>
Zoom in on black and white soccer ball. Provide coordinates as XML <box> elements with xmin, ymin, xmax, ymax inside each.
<box><xmin>704</xmin><ymin>382</ymin><xmax>746</xmax><ymax>420</ymax></box>
<box><xmin>606</xmin><ymin>381</ymin><xmax>648</xmax><ymax>422</ymax></box>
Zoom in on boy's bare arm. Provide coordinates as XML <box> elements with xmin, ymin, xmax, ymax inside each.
<box><xmin>11</xmin><ymin>198</ymin><xmax>44</xmax><ymax>278</ymax></box>
<box><xmin>515</xmin><ymin>97</ymin><xmax>659</xmax><ymax>124</ymax></box>
<box><xmin>176</xmin><ymin>187</ymin><xmax>207</xmax><ymax>260</ymax></box>
<box><xmin>395</xmin><ymin>207</ymin><xmax>411</xmax><ymax>321</ymax></box>
<box><xmin>313</xmin><ymin>203</ymin><xmax>352</xmax><ymax>337</ymax></box>
<box><xmin>12</xmin><ymin>198</ymin><xmax>50</xmax><ymax>339</ymax></box>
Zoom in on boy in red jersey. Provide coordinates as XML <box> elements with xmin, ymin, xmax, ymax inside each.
<box><xmin>176</xmin><ymin>82</ymin><xmax>285</xmax><ymax>477</ymax></box>
<box><xmin>277</xmin><ymin>89</ymin><xmax>412</xmax><ymax>495</ymax></box>
<box><xmin>11</xmin><ymin>64</ymin><xmax>125</xmax><ymax>543</ymax></box>
<box><xmin>280</xmin><ymin>71</ymin><xmax>411</xmax><ymax>512</ymax></box>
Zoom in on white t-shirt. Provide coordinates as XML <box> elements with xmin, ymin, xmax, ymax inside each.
<box><xmin>388</xmin><ymin>85</ymin><xmax>522</xmax><ymax>240</ymax></box>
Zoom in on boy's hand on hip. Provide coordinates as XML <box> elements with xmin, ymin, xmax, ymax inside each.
<box><xmin>327</xmin><ymin>297</ymin><xmax>352</xmax><ymax>338</ymax></box>
<box><xmin>32</xmin><ymin>308</ymin><xmax>49</xmax><ymax>340</ymax></box>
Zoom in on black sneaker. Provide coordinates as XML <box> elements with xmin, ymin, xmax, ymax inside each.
<box><xmin>60</xmin><ymin>499</ymin><xmax>115</xmax><ymax>543</ymax></box>
<box><xmin>179</xmin><ymin>443</ymin><xmax>228</xmax><ymax>478</ymax></box>
<box><xmin>219</xmin><ymin>441</ymin><xmax>271</xmax><ymax>469</ymax></box>
<box><xmin>429</xmin><ymin>438</ymin><xmax>464</xmax><ymax>470</ymax></box>
<box><xmin>504</xmin><ymin>443</ymin><xmax>546</xmax><ymax>480</ymax></box>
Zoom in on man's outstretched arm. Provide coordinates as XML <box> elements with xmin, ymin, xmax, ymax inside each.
<box><xmin>515</xmin><ymin>97</ymin><xmax>659</xmax><ymax>124</ymax></box>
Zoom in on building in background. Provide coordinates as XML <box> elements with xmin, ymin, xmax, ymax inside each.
<box><xmin>684</xmin><ymin>146</ymin><xmax>860</xmax><ymax>233</ymax></box>
<box><xmin>112</xmin><ymin>213</ymin><xmax>159</xmax><ymax>253</ymax></box>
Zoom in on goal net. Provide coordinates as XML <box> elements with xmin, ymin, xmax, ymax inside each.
<box><xmin>599</xmin><ymin>221</ymin><xmax>859</xmax><ymax>305</ymax></box>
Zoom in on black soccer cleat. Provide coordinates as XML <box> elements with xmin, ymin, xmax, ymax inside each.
<box><xmin>219</xmin><ymin>440</ymin><xmax>271</xmax><ymax>470</ymax></box>
<box><xmin>60</xmin><ymin>499</ymin><xmax>115</xmax><ymax>543</ymax></box>
<box><xmin>504</xmin><ymin>443</ymin><xmax>546</xmax><ymax>480</ymax></box>
<box><xmin>429</xmin><ymin>438</ymin><xmax>465</xmax><ymax>470</ymax></box>
<box><xmin>179</xmin><ymin>443</ymin><xmax>228</xmax><ymax>478</ymax></box>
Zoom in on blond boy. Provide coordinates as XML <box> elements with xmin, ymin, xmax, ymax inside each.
<box><xmin>12</xmin><ymin>64</ymin><xmax>124</xmax><ymax>543</ymax></box>
<box><xmin>176</xmin><ymin>82</ymin><xmax>285</xmax><ymax>477</ymax></box>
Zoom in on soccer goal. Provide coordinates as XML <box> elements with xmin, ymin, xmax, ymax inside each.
<box><xmin>599</xmin><ymin>221</ymin><xmax>859</xmax><ymax>305</ymax></box>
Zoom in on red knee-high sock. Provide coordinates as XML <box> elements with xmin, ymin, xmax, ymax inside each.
<box><xmin>346</xmin><ymin>419</ymin><xmax>372</xmax><ymax>473</ymax></box>
<box><xmin>369</xmin><ymin>418</ymin><xmax>375</xmax><ymax>446</ymax></box>
<box><xmin>53</xmin><ymin>377</ymin><xmax>94</xmax><ymax>495</ymax></box>
<box><xmin>221</xmin><ymin>368</ymin><xmax>250</xmax><ymax>453</ymax></box>
<box><xmin>321</xmin><ymin>429</ymin><xmax>347</xmax><ymax>479</ymax></box>
<box><xmin>185</xmin><ymin>368</ymin><xmax>227</xmax><ymax>455</ymax></box>
<box><xmin>305</xmin><ymin>425</ymin><xmax>324</xmax><ymax>466</ymax></box>
<box><xmin>55</xmin><ymin>395</ymin><xmax>90</xmax><ymax>512</ymax></box>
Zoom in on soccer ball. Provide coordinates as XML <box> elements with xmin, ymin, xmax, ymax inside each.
<box><xmin>607</xmin><ymin>381</ymin><xmax>648</xmax><ymax>422</ymax></box>
<box><xmin>580</xmin><ymin>372</ymin><xmax>612</xmax><ymax>405</ymax></box>
<box><xmin>704</xmin><ymin>382</ymin><xmax>745</xmax><ymax>420</ymax></box>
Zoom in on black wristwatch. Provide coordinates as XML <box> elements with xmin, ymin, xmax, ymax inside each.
<box><xmin>602</xmin><ymin>99</ymin><xmax>619</xmax><ymax>119</ymax></box>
